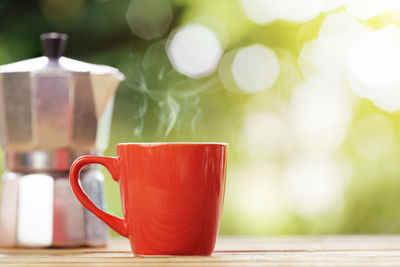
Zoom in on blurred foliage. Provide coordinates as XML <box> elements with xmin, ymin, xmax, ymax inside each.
<box><xmin>1</xmin><ymin>0</ymin><xmax>400</xmax><ymax>236</ymax></box>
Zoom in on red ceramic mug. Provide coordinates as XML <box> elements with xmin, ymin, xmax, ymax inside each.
<box><xmin>69</xmin><ymin>143</ymin><xmax>228</xmax><ymax>255</ymax></box>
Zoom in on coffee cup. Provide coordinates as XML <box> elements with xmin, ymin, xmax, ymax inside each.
<box><xmin>69</xmin><ymin>142</ymin><xmax>227</xmax><ymax>255</ymax></box>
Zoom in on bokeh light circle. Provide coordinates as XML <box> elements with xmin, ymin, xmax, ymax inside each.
<box><xmin>241</xmin><ymin>112</ymin><xmax>293</xmax><ymax>160</ymax></box>
<box><xmin>126</xmin><ymin>0</ymin><xmax>173</xmax><ymax>40</ymax></box>
<box><xmin>239</xmin><ymin>0</ymin><xmax>323</xmax><ymax>23</ymax></box>
<box><xmin>348</xmin><ymin>25</ymin><xmax>400</xmax><ymax>112</ymax></box>
<box><xmin>350</xmin><ymin>114</ymin><xmax>396</xmax><ymax>161</ymax></box>
<box><xmin>167</xmin><ymin>24</ymin><xmax>223</xmax><ymax>79</ymax></box>
<box><xmin>315</xmin><ymin>12</ymin><xmax>368</xmax><ymax>82</ymax></box>
<box><xmin>344</xmin><ymin>0</ymin><xmax>400</xmax><ymax>20</ymax></box>
<box><xmin>226</xmin><ymin>163</ymin><xmax>285</xmax><ymax>232</ymax></box>
<box><xmin>298</xmin><ymin>40</ymin><xmax>321</xmax><ymax>81</ymax></box>
<box><xmin>321</xmin><ymin>0</ymin><xmax>343</xmax><ymax>12</ymax></box>
<box><xmin>219</xmin><ymin>44</ymin><xmax>280</xmax><ymax>94</ymax></box>
<box><xmin>283</xmin><ymin>154</ymin><xmax>345</xmax><ymax>216</ymax></box>
<box><xmin>288</xmin><ymin>79</ymin><xmax>352</xmax><ymax>152</ymax></box>
<box><xmin>238</xmin><ymin>0</ymin><xmax>275</xmax><ymax>24</ymax></box>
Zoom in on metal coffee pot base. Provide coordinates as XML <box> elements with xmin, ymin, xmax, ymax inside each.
<box><xmin>0</xmin><ymin>32</ymin><xmax>124</xmax><ymax>248</ymax></box>
<box><xmin>0</xmin><ymin>169</ymin><xmax>108</xmax><ymax>248</ymax></box>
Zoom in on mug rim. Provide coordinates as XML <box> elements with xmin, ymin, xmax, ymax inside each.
<box><xmin>117</xmin><ymin>142</ymin><xmax>228</xmax><ymax>146</ymax></box>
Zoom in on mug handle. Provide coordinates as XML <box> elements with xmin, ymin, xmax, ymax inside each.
<box><xmin>69</xmin><ymin>155</ymin><xmax>128</xmax><ymax>237</ymax></box>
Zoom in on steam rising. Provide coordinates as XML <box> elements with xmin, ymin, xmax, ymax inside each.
<box><xmin>125</xmin><ymin>40</ymin><xmax>218</xmax><ymax>138</ymax></box>
<box><xmin>157</xmin><ymin>94</ymin><xmax>180</xmax><ymax>136</ymax></box>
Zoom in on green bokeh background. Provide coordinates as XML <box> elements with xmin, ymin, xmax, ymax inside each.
<box><xmin>1</xmin><ymin>0</ymin><xmax>400</xmax><ymax>236</ymax></box>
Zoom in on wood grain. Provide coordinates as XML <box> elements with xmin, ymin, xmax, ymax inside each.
<box><xmin>1</xmin><ymin>236</ymin><xmax>400</xmax><ymax>266</ymax></box>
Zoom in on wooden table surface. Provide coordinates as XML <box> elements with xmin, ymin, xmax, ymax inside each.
<box><xmin>1</xmin><ymin>236</ymin><xmax>400</xmax><ymax>266</ymax></box>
